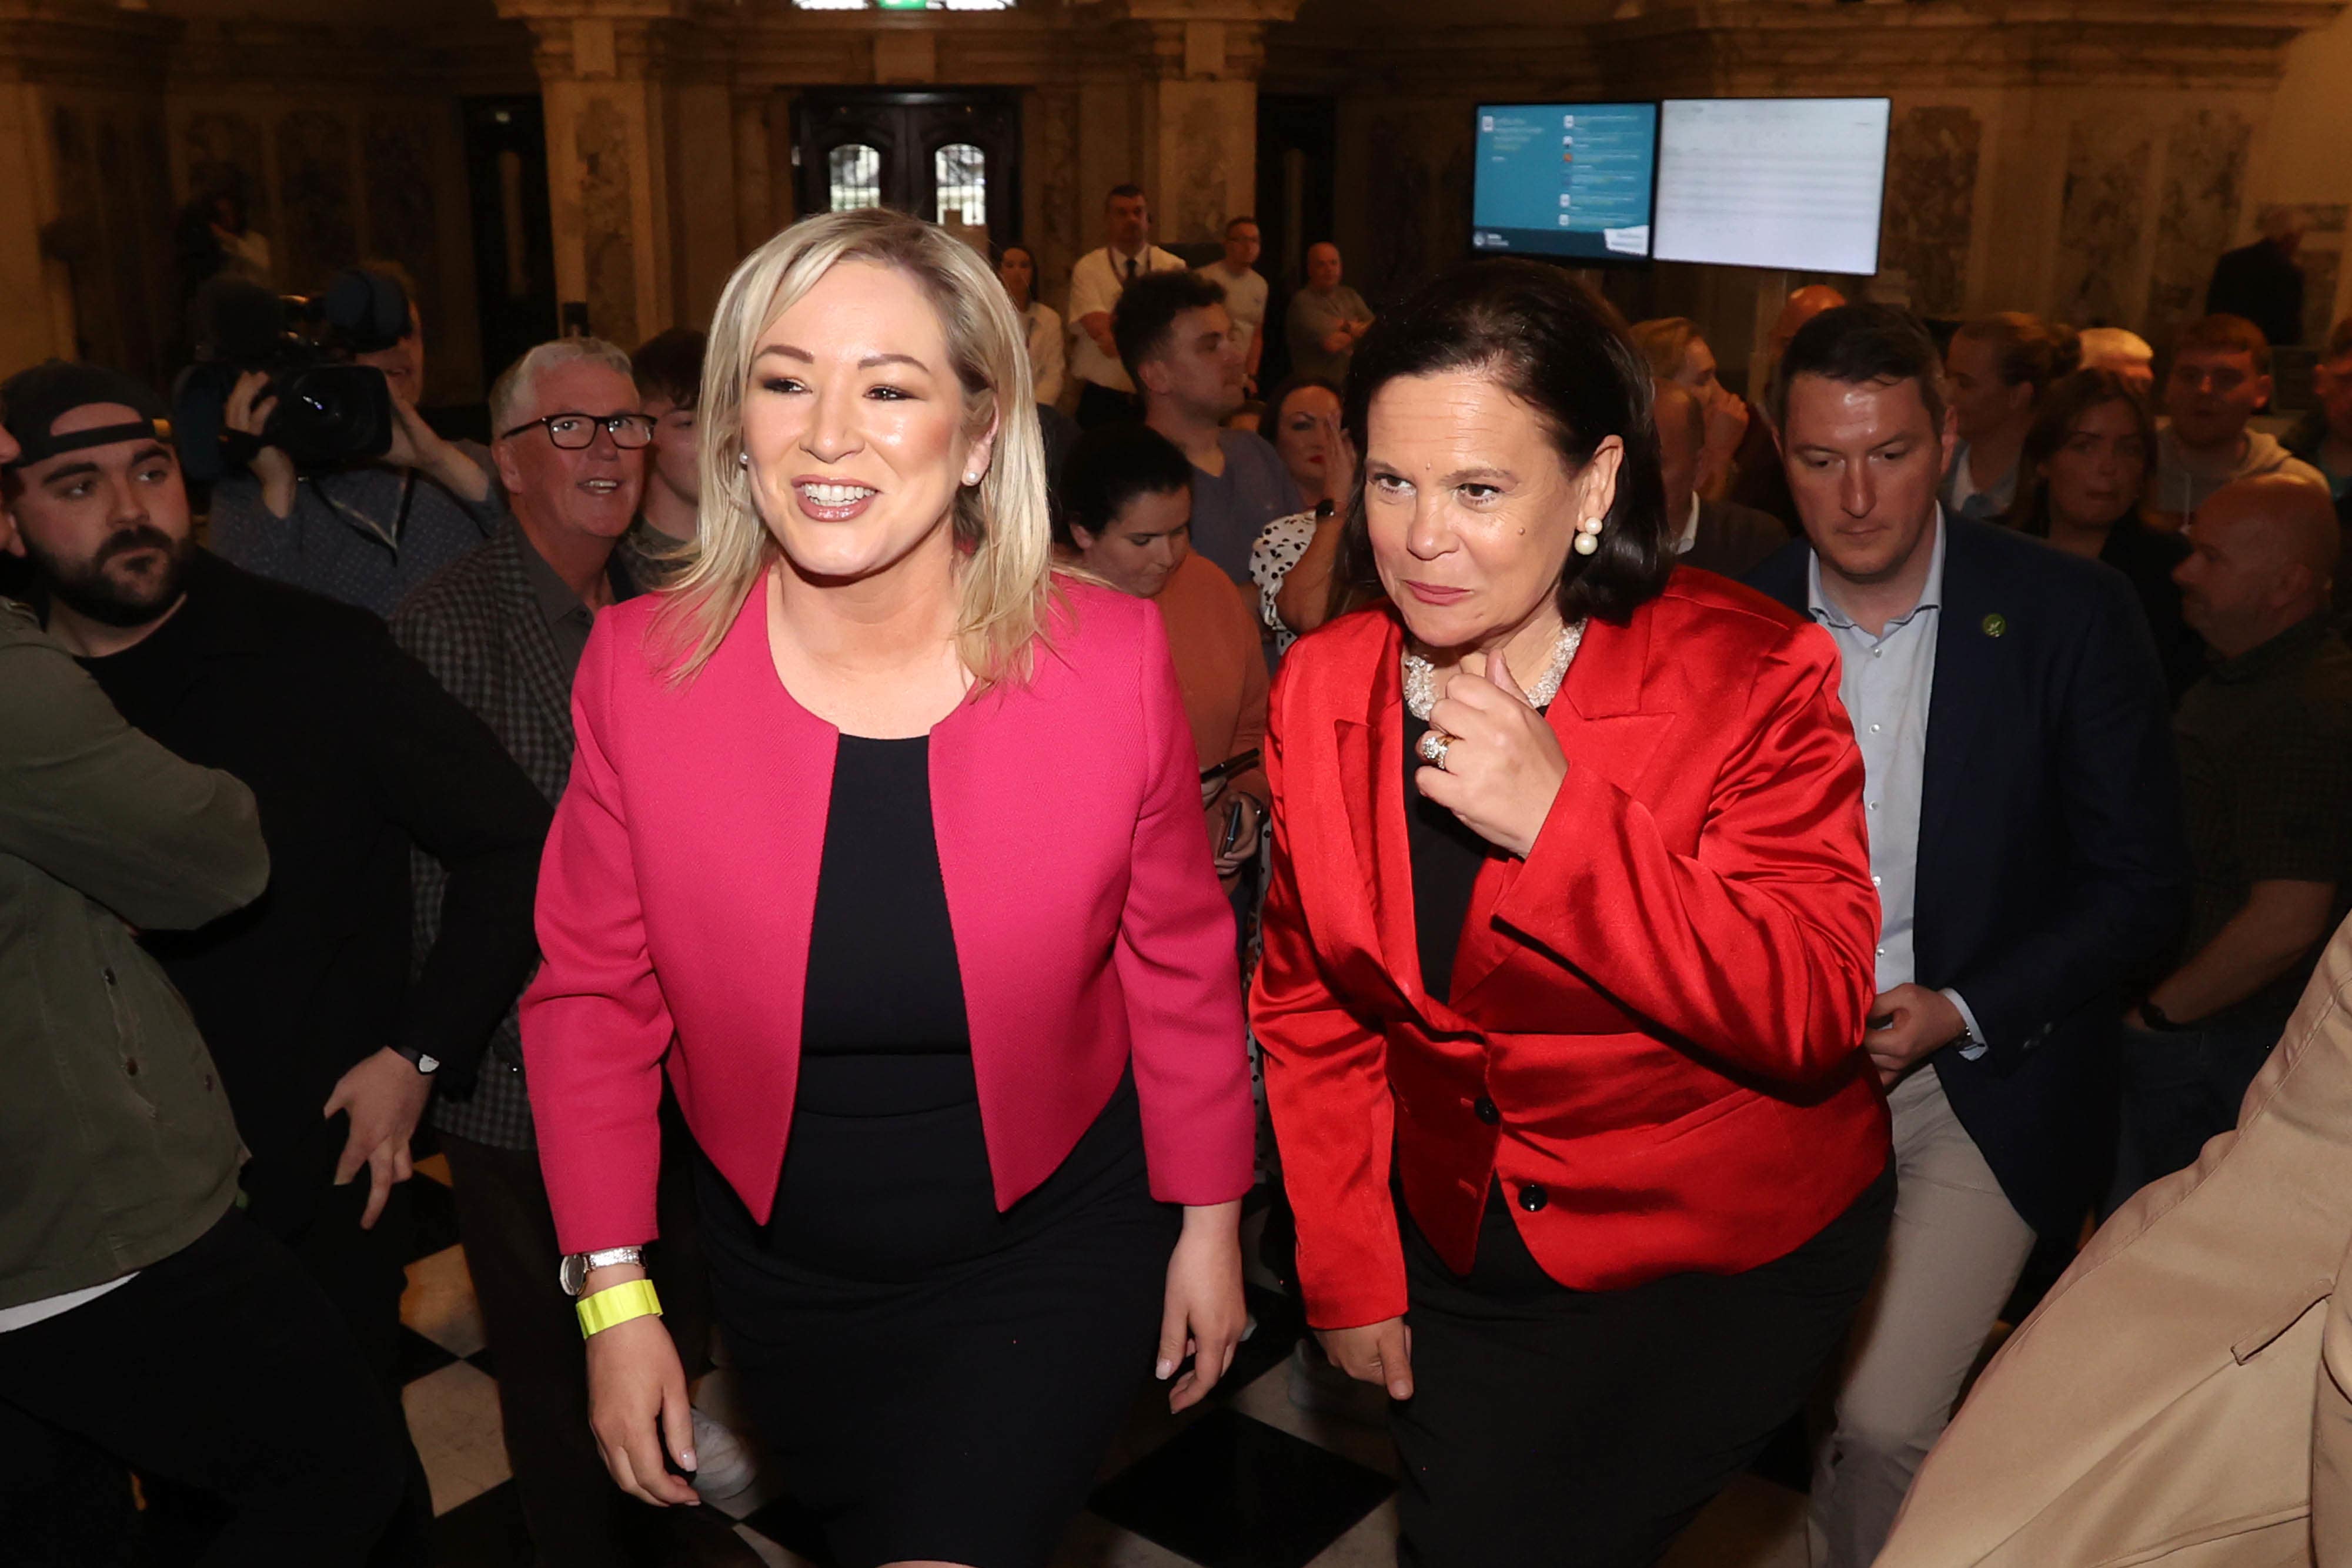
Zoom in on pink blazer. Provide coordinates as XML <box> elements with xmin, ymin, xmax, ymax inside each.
<box><xmin>519</xmin><ymin>574</ymin><xmax>1257</xmax><ymax>1255</ymax></box>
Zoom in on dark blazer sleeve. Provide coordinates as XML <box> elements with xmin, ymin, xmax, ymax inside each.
<box><xmin>349</xmin><ymin>619</ymin><xmax>551</xmax><ymax>1090</ymax></box>
<box><xmin>1947</xmin><ymin>567</ymin><xmax>2187</xmax><ymax>1064</ymax></box>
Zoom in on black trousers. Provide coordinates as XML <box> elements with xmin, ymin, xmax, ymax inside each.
<box><xmin>1392</xmin><ymin>1162</ymin><xmax>1896</xmax><ymax>1568</ymax></box>
<box><xmin>0</xmin><ymin>1208</ymin><xmax>407</xmax><ymax>1567</ymax></box>
<box><xmin>441</xmin><ymin>1102</ymin><xmax>730</xmax><ymax>1568</ymax></box>
<box><xmin>1074</xmin><ymin>380</ymin><xmax>1140</xmax><ymax>430</ymax></box>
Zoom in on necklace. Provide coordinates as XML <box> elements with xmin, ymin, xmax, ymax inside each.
<box><xmin>1404</xmin><ymin>621</ymin><xmax>1584</xmax><ymax>720</ymax></box>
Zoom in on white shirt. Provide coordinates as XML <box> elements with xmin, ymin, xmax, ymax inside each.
<box><xmin>1804</xmin><ymin>510</ymin><xmax>1987</xmax><ymax>1058</ymax></box>
<box><xmin>1066</xmin><ymin>244</ymin><xmax>1186</xmax><ymax>393</ymax></box>
<box><xmin>1673</xmin><ymin>493</ymin><xmax>1703</xmax><ymax>555</ymax></box>
<box><xmin>0</xmin><ymin>1274</ymin><xmax>136</xmax><ymax>1333</ymax></box>
<box><xmin>1020</xmin><ymin>300</ymin><xmax>1065</xmax><ymax>406</ymax></box>
<box><xmin>1198</xmin><ymin>260</ymin><xmax>1268</xmax><ymax>359</ymax></box>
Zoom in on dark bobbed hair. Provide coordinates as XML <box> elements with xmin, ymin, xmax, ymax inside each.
<box><xmin>1055</xmin><ymin>423</ymin><xmax>1192</xmax><ymax>549</ymax></box>
<box><xmin>1264</xmin><ymin>373</ymin><xmax>1341</xmax><ymax>431</ymax></box>
<box><xmin>1328</xmin><ymin>258</ymin><xmax>1672</xmax><ymax>629</ymax></box>
<box><xmin>2005</xmin><ymin>369</ymin><xmax>2158</xmax><ymax>539</ymax></box>
<box><xmin>1111</xmin><ymin>269</ymin><xmax>1228</xmax><ymax>384</ymax></box>
<box><xmin>630</xmin><ymin>326</ymin><xmax>707</xmax><ymax>409</ymax></box>
<box><xmin>1770</xmin><ymin>303</ymin><xmax>1949</xmax><ymax>437</ymax></box>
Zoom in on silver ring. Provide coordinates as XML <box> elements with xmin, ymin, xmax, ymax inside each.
<box><xmin>1416</xmin><ymin>728</ymin><xmax>1454</xmax><ymax>768</ymax></box>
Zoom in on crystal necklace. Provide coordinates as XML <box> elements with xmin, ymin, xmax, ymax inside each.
<box><xmin>1403</xmin><ymin>620</ymin><xmax>1585</xmax><ymax>720</ymax></box>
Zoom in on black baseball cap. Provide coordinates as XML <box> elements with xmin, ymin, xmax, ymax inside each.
<box><xmin>1</xmin><ymin>361</ymin><xmax>173</xmax><ymax>472</ymax></box>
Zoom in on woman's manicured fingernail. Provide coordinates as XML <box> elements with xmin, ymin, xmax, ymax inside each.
<box><xmin>679</xmin><ymin>1449</ymin><xmax>696</xmax><ymax>1470</ymax></box>
<box><xmin>1155</xmin><ymin>1358</ymin><xmax>1176</xmax><ymax>1380</ymax></box>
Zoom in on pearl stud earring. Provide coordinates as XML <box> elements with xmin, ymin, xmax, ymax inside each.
<box><xmin>1572</xmin><ymin>514</ymin><xmax>1603</xmax><ymax>556</ymax></box>
<box><xmin>738</xmin><ymin>452</ymin><xmax>750</xmax><ymax>469</ymax></box>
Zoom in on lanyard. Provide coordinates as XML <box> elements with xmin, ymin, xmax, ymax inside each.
<box><xmin>313</xmin><ymin>467</ymin><xmax>419</xmax><ymax>553</ymax></box>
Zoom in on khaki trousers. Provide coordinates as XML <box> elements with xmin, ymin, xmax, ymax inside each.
<box><xmin>1810</xmin><ymin>1066</ymin><xmax>2039</xmax><ymax>1568</ymax></box>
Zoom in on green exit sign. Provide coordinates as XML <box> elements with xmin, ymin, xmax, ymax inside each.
<box><xmin>874</xmin><ymin>0</ymin><xmax>930</xmax><ymax>8</ymax></box>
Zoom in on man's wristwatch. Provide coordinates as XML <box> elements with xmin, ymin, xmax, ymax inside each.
<box><xmin>559</xmin><ymin>1245</ymin><xmax>646</xmax><ymax>1297</ymax></box>
<box><xmin>2138</xmin><ymin>999</ymin><xmax>2187</xmax><ymax>1032</ymax></box>
<box><xmin>394</xmin><ymin>1043</ymin><xmax>440</xmax><ymax>1075</ymax></box>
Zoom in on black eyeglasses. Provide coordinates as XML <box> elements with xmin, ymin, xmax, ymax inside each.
<box><xmin>502</xmin><ymin>412</ymin><xmax>657</xmax><ymax>450</ymax></box>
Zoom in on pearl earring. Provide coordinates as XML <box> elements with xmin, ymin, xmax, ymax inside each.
<box><xmin>963</xmin><ymin>471</ymin><xmax>981</xmax><ymax>486</ymax></box>
<box><xmin>1572</xmin><ymin>514</ymin><xmax>1603</xmax><ymax>556</ymax></box>
<box><xmin>738</xmin><ymin>452</ymin><xmax>750</xmax><ymax>469</ymax></box>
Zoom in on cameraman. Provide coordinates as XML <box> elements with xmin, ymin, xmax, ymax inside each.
<box><xmin>209</xmin><ymin>266</ymin><xmax>505</xmax><ymax>618</ymax></box>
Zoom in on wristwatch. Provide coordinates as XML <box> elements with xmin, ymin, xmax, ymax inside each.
<box><xmin>394</xmin><ymin>1042</ymin><xmax>440</xmax><ymax>1075</ymax></box>
<box><xmin>2138</xmin><ymin>999</ymin><xmax>2186</xmax><ymax>1032</ymax></box>
<box><xmin>559</xmin><ymin>1245</ymin><xmax>645</xmax><ymax>1297</ymax></box>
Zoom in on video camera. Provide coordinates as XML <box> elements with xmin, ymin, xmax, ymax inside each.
<box><xmin>174</xmin><ymin>268</ymin><xmax>408</xmax><ymax>483</ymax></box>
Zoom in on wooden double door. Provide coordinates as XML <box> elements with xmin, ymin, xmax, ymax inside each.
<box><xmin>794</xmin><ymin>90</ymin><xmax>1023</xmax><ymax>256</ymax></box>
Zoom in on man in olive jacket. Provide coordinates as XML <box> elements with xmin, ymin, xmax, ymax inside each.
<box><xmin>0</xmin><ymin>470</ymin><xmax>404</xmax><ymax>1559</ymax></box>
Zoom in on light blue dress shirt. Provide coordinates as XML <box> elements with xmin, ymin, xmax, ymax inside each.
<box><xmin>1805</xmin><ymin>511</ymin><xmax>1987</xmax><ymax>1058</ymax></box>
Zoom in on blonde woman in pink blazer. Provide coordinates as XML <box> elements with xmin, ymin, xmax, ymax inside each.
<box><xmin>518</xmin><ymin>209</ymin><xmax>1255</xmax><ymax>1568</ymax></box>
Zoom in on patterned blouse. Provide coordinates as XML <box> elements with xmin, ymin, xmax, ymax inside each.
<box><xmin>1250</xmin><ymin>506</ymin><xmax>1329</xmax><ymax>653</ymax></box>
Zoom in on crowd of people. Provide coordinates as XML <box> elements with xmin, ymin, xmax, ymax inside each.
<box><xmin>7</xmin><ymin>169</ymin><xmax>2352</xmax><ymax>1568</ymax></box>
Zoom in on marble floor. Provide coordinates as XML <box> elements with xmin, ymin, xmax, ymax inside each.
<box><xmin>399</xmin><ymin>1154</ymin><xmax>1815</xmax><ymax>1568</ymax></box>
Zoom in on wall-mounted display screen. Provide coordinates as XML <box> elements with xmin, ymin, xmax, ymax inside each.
<box><xmin>1471</xmin><ymin>102</ymin><xmax>1658</xmax><ymax>262</ymax></box>
<box><xmin>1651</xmin><ymin>97</ymin><xmax>1891</xmax><ymax>275</ymax></box>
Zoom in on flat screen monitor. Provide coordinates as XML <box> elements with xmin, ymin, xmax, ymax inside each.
<box><xmin>1471</xmin><ymin>102</ymin><xmax>1658</xmax><ymax>262</ymax></box>
<box><xmin>1652</xmin><ymin>98</ymin><xmax>1891</xmax><ymax>275</ymax></box>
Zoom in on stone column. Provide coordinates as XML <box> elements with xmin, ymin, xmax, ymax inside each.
<box><xmin>1113</xmin><ymin>0</ymin><xmax>1302</xmax><ymax>246</ymax></box>
<box><xmin>0</xmin><ymin>1</ymin><xmax>179</xmax><ymax>377</ymax></box>
<box><xmin>500</xmin><ymin>0</ymin><xmax>741</xmax><ymax>350</ymax></box>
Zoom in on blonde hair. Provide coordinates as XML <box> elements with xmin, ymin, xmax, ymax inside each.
<box><xmin>654</xmin><ymin>208</ymin><xmax>1057</xmax><ymax>687</ymax></box>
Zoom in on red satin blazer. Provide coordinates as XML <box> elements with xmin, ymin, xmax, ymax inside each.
<box><xmin>520</xmin><ymin>575</ymin><xmax>1257</xmax><ymax>1256</ymax></box>
<box><xmin>1251</xmin><ymin>573</ymin><xmax>1890</xmax><ymax>1329</ymax></box>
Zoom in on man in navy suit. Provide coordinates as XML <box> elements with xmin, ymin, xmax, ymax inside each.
<box><xmin>1745</xmin><ymin>305</ymin><xmax>2188</xmax><ymax>1568</ymax></box>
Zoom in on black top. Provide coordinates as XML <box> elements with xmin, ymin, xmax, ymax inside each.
<box><xmin>721</xmin><ymin>733</ymin><xmax>1148</xmax><ymax>1282</ymax></box>
<box><xmin>2204</xmin><ymin>239</ymin><xmax>2305</xmax><ymax>355</ymax></box>
<box><xmin>1404</xmin><ymin>708</ymin><xmax>1507</xmax><ymax>1004</ymax></box>
<box><xmin>2173</xmin><ymin>614</ymin><xmax>2352</xmax><ymax>1028</ymax></box>
<box><xmin>79</xmin><ymin>550</ymin><xmax>550</xmax><ymax>1222</ymax></box>
<box><xmin>796</xmin><ymin>734</ymin><xmax>977</xmax><ymax>1117</ymax></box>
<box><xmin>2097</xmin><ymin>519</ymin><xmax>2204</xmax><ymax>705</ymax></box>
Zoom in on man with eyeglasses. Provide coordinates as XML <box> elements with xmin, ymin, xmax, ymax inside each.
<box><xmin>391</xmin><ymin>337</ymin><xmax>757</xmax><ymax>1568</ymax></box>
<box><xmin>2152</xmin><ymin>315</ymin><xmax>2328</xmax><ymax>524</ymax></box>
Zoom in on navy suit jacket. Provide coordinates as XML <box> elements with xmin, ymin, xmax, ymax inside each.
<box><xmin>1748</xmin><ymin>517</ymin><xmax>2189</xmax><ymax>1235</ymax></box>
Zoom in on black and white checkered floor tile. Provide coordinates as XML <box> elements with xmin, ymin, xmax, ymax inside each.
<box><xmin>400</xmin><ymin>1156</ymin><xmax>1808</xmax><ymax>1568</ymax></box>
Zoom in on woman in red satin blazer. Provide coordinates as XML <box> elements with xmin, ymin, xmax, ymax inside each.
<box><xmin>1251</xmin><ymin>260</ymin><xmax>1893</xmax><ymax>1567</ymax></box>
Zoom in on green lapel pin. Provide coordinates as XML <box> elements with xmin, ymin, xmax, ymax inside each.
<box><xmin>1981</xmin><ymin>613</ymin><xmax>2007</xmax><ymax>638</ymax></box>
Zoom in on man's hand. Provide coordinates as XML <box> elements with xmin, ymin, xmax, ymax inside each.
<box><xmin>225</xmin><ymin>370</ymin><xmax>298</xmax><ymax>519</ymax></box>
<box><xmin>1862</xmin><ymin>983</ymin><xmax>1967</xmax><ymax>1087</ymax></box>
<box><xmin>323</xmin><ymin>1046</ymin><xmax>433</xmax><ymax>1229</ymax></box>
<box><xmin>383</xmin><ymin>394</ymin><xmax>492</xmax><ymax>504</ymax></box>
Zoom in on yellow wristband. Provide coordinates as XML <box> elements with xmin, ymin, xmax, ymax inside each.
<box><xmin>576</xmin><ymin>1278</ymin><xmax>663</xmax><ymax>1339</ymax></box>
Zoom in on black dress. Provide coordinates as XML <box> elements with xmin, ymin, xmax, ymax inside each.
<box><xmin>693</xmin><ymin>735</ymin><xmax>1179</xmax><ymax>1568</ymax></box>
<box><xmin>1391</xmin><ymin>708</ymin><xmax>1894</xmax><ymax>1568</ymax></box>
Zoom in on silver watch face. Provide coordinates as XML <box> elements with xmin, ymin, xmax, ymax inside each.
<box><xmin>559</xmin><ymin>1253</ymin><xmax>587</xmax><ymax>1296</ymax></box>
<box><xmin>415</xmin><ymin>1052</ymin><xmax>440</xmax><ymax>1075</ymax></box>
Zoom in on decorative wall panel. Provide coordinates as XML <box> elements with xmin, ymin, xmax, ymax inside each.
<box><xmin>2146</xmin><ymin>108</ymin><xmax>2250</xmax><ymax>350</ymax></box>
<box><xmin>1881</xmin><ymin>105</ymin><xmax>1979</xmax><ymax>317</ymax></box>
<box><xmin>278</xmin><ymin>109</ymin><xmax>358</xmax><ymax>291</ymax></box>
<box><xmin>2054</xmin><ymin>115</ymin><xmax>2152</xmax><ymax>329</ymax></box>
<box><xmin>577</xmin><ymin>96</ymin><xmax>640</xmax><ymax>348</ymax></box>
